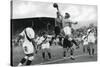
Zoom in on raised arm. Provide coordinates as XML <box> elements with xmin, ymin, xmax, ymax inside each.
<box><xmin>71</xmin><ymin>21</ymin><xmax>78</xmax><ymax>25</ymax></box>
<box><xmin>53</xmin><ymin>3</ymin><xmax>63</xmax><ymax>19</ymax></box>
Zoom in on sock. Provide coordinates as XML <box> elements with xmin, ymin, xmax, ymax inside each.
<box><xmin>92</xmin><ymin>48</ymin><xmax>94</xmax><ymax>55</ymax></box>
<box><xmin>42</xmin><ymin>52</ymin><xmax>45</xmax><ymax>59</ymax></box>
<box><xmin>19</xmin><ymin>58</ymin><xmax>26</xmax><ymax>65</ymax></box>
<box><xmin>87</xmin><ymin>48</ymin><xmax>91</xmax><ymax>55</ymax></box>
<box><xmin>70</xmin><ymin>49</ymin><xmax>73</xmax><ymax>56</ymax></box>
<box><xmin>26</xmin><ymin>60</ymin><xmax>32</xmax><ymax>65</ymax></box>
<box><xmin>48</xmin><ymin>52</ymin><xmax>51</xmax><ymax>59</ymax></box>
<box><xmin>83</xmin><ymin>47</ymin><xmax>85</xmax><ymax>53</ymax></box>
<box><xmin>64</xmin><ymin>51</ymin><xmax>66</xmax><ymax>57</ymax></box>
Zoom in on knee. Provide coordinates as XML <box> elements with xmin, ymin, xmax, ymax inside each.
<box><xmin>24</xmin><ymin>56</ymin><xmax>28</xmax><ymax>59</ymax></box>
<box><xmin>28</xmin><ymin>56</ymin><xmax>34</xmax><ymax>61</ymax></box>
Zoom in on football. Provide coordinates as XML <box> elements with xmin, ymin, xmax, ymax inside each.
<box><xmin>53</xmin><ymin>3</ymin><xmax>58</xmax><ymax>8</ymax></box>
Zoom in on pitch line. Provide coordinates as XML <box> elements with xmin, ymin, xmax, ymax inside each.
<box><xmin>39</xmin><ymin>54</ymin><xmax>89</xmax><ymax>65</ymax></box>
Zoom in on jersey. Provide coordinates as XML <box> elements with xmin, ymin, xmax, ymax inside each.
<box><xmin>82</xmin><ymin>35</ymin><xmax>88</xmax><ymax>45</ymax></box>
<box><xmin>62</xmin><ymin>18</ymin><xmax>72</xmax><ymax>28</ymax></box>
<box><xmin>62</xmin><ymin>18</ymin><xmax>76</xmax><ymax>36</ymax></box>
<box><xmin>88</xmin><ymin>31</ymin><xmax>95</xmax><ymax>43</ymax></box>
<box><xmin>19</xmin><ymin>27</ymin><xmax>35</xmax><ymax>54</ymax></box>
<box><xmin>36</xmin><ymin>36</ymin><xmax>45</xmax><ymax>45</ymax></box>
<box><xmin>37</xmin><ymin>35</ymin><xmax>52</xmax><ymax>49</ymax></box>
<box><xmin>55</xmin><ymin>18</ymin><xmax>62</xmax><ymax>29</ymax></box>
<box><xmin>63</xmin><ymin>26</ymin><xmax>72</xmax><ymax>36</ymax></box>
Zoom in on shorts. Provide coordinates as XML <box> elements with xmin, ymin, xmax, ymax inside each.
<box><xmin>87</xmin><ymin>42</ymin><xmax>95</xmax><ymax>49</ymax></box>
<box><xmin>83</xmin><ymin>41</ymin><xmax>88</xmax><ymax>46</ymax></box>
<box><xmin>42</xmin><ymin>42</ymin><xmax>50</xmax><ymax>49</ymax></box>
<box><xmin>55</xmin><ymin>26</ymin><xmax>60</xmax><ymax>35</ymax></box>
<box><xmin>22</xmin><ymin>41</ymin><xmax>34</xmax><ymax>54</ymax></box>
<box><xmin>63</xmin><ymin>38</ymin><xmax>73</xmax><ymax>48</ymax></box>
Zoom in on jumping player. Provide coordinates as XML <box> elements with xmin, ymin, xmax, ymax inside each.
<box><xmin>53</xmin><ymin>3</ymin><xmax>79</xmax><ymax>59</ymax></box>
<box><xmin>58</xmin><ymin>12</ymin><xmax>79</xmax><ymax>60</ymax></box>
<box><xmin>55</xmin><ymin>12</ymin><xmax>62</xmax><ymax>38</ymax></box>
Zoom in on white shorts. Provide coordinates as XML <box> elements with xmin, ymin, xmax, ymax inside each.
<box><xmin>22</xmin><ymin>41</ymin><xmax>34</xmax><ymax>54</ymax></box>
<box><xmin>42</xmin><ymin>42</ymin><xmax>50</xmax><ymax>49</ymax></box>
<box><xmin>88</xmin><ymin>35</ymin><xmax>95</xmax><ymax>43</ymax></box>
<box><xmin>83</xmin><ymin>41</ymin><xmax>88</xmax><ymax>46</ymax></box>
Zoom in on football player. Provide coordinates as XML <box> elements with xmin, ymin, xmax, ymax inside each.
<box><xmin>82</xmin><ymin>34</ymin><xmax>88</xmax><ymax>53</ymax></box>
<box><xmin>36</xmin><ymin>32</ymin><xmax>52</xmax><ymax>60</ymax></box>
<box><xmin>55</xmin><ymin>12</ymin><xmax>62</xmax><ymax>38</ymax></box>
<box><xmin>87</xmin><ymin>28</ymin><xmax>96</xmax><ymax>56</ymax></box>
<box><xmin>58</xmin><ymin>12</ymin><xmax>79</xmax><ymax>60</ymax></box>
<box><xmin>16</xmin><ymin>27</ymin><xmax>37</xmax><ymax>66</ymax></box>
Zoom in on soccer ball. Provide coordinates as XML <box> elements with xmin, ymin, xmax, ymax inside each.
<box><xmin>53</xmin><ymin>3</ymin><xmax>58</xmax><ymax>8</ymax></box>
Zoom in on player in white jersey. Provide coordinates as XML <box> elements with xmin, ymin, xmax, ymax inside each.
<box><xmin>36</xmin><ymin>32</ymin><xmax>52</xmax><ymax>60</ymax></box>
<box><xmin>16</xmin><ymin>27</ymin><xmax>37</xmax><ymax>66</ymax></box>
<box><xmin>87</xmin><ymin>28</ymin><xmax>96</xmax><ymax>56</ymax></box>
<box><xmin>59</xmin><ymin>12</ymin><xmax>79</xmax><ymax>60</ymax></box>
<box><xmin>53</xmin><ymin>3</ymin><xmax>79</xmax><ymax>59</ymax></box>
<box><xmin>82</xmin><ymin>35</ymin><xmax>88</xmax><ymax>53</ymax></box>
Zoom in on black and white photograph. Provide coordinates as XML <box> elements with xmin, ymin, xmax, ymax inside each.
<box><xmin>11</xmin><ymin>0</ymin><xmax>97</xmax><ymax>66</ymax></box>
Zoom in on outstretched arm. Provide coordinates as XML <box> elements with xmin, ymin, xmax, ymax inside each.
<box><xmin>71</xmin><ymin>21</ymin><xmax>78</xmax><ymax>25</ymax></box>
<box><xmin>15</xmin><ymin>35</ymin><xmax>24</xmax><ymax>46</ymax></box>
<box><xmin>53</xmin><ymin>3</ymin><xmax>63</xmax><ymax>19</ymax></box>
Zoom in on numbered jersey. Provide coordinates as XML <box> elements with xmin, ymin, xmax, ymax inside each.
<box><xmin>19</xmin><ymin>27</ymin><xmax>35</xmax><ymax>54</ymax></box>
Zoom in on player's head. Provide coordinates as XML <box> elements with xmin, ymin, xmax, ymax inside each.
<box><xmin>40</xmin><ymin>31</ymin><xmax>46</xmax><ymax>36</ymax></box>
<box><xmin>65</xmin><ymin>12</ymin><xmax>70</xmax><ymax>19</ymax></box>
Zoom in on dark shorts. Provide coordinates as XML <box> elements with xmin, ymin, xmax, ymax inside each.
<box><xmin>26</xmin><ymin>53</ymin><xmax>34</xmax><ymax>57</ymax></box>
<box><xmin>55</xmin><ymin>26</ymin><xmax>60</xmax><ymax>35</ymax></box>
<box><xmin>63</xmin><ymin>38</ymin><xmax>73</xmax><ymax>48</ymax></box>
<box><xmin>87</xmin><ymin>42</ymin><xmax>95</xmax><ymax>49</ymax></box>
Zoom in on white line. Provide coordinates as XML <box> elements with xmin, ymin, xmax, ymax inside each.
<box><xmin>38</xmin><ymin>54</ymin><xmax>88</xmax><ymax>65</ymax></box>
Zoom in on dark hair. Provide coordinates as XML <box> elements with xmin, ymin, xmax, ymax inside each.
<box><xmin>65</xmin><ymin>13</ymin><xmax>70</xmax><ymax>18</ymax></box>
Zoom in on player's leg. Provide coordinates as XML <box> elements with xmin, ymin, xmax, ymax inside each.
<box><xmin>87</xmin><ymin>43</ymin><xmax>91</xmax><ymax>56</ymax></box>
<box><xmin>26</xmin><ymin>55</ymin><xmax>34</xmax><ymax>65</ymax></box>
<box><xmin>41</xmin><ymin>43</ymin><xmax>46</xmax><ymax>60</ymax></box>
<box><xmin>63</xmin><ymin>48</ymin><xmax>67</xmax><ymax>58</ymax></box>
<box><xmin>42</xmin><ymin>49</ymin><xmax>46</xmax><ymax>60</ymax></box>
<box><xmin>89</xmin><ymin>42</ymin><xmax>94</xmax><ymax>56</ymax></box>
<box><xmin>18</xmin><ymin>43</ymin><xmax>29</xmax><ymax>66</ymax></box>
<box><xmin>83</xmin><ymin>45</ymin><xmax>87</xmax><ymax>53</ymax></box>
<box><xmin>24</xmin><ymin>42</ymin><xmax>35</xmax><ymax>65</ymax></box>
<box><xmin>59</xmin><ymin>37</ymin><xmax>63</xmax><ymax>46</ymax></box>
<box><xmin>47</xmin><ymin>49</ymin><xmax>51</xmax><ymax>60</ymax></box>
<box><xmin>46</xmin><ymin>42</ymin><xmax>51</xmax><ymax>60</ymax></box>
<box><xmin>91</xmin><ymin>43</ymin><xmax>95</xmax><ymax>56</ymax></box>
<box><xmin>18</xmin><ymin>56</ymin><xmax>28</xmax><ymax>66</ymax></box>
<box><xmin>63</xmin><ymin>38</ymin><xmax>67</xmax><ymax>58</ymax></box>
<box><xmin>70</xmin><ymin>46</ymin><xmax>75</xmax><ymax>60</ymax></box>
<box><xmin>92</xmin><ymin>37</ymin><xmax>96</xmax><ymax>56</ymax></box>
<box><xmin>92</xmin><ymin>47</ymin><xmax>95</xmax><ymax>56</ymax></box>
<box><xmin>83</xmin><ymin>45</ymin><xmax>85</xmax><ymax>53</ymax></box>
